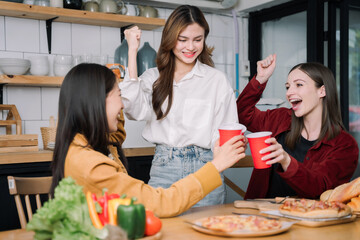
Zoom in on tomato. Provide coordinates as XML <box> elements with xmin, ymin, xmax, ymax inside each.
<box><xmin>144</xmin><ymin>210</ymin><xmax>162</xmax><ymax>236</ymax></box>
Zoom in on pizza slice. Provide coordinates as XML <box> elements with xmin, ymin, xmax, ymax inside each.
<box><xmin>279</xmin><ymin>199</ymin><xmax>351</xmax><ymax>219</ymax></box>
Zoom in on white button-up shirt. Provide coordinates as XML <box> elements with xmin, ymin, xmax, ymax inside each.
<box><xmin>119</xmin><ymin>61</ymin><xmax>238</xmax><ymax>149</ymax></box>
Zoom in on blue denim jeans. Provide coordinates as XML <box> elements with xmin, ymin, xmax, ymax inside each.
<box><xmin>148</xmin><ymin>144</ymin><xmax>225</xmax><ymax>207</ymax></box>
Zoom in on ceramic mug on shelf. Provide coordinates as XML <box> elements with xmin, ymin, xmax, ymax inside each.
<box><xmin>137</xmin><ymin>5</ymin><xmax>158</xmax><ymax>18</ymax></box>
<box><xmin>125</xmin><ymin>3</ymin><xmax>137</xmax><ymax>16</ymax></box>
<box><xmin>63</xmin><ymin>0</ymin><xmax>82</xmax><ymax>10</ymax></box>
<box><xmin>99</xmin><ymin>0</ymin><xmax>127</xmax><ymax>14</ymax></box>
<box><xmin>34</xmin><ymin>0</ymin><xmax>50</xmax><ymax>7</ymax></box>
<box><xmin>23</xmin><ymin>0</ymin><xmax>35</xmax><ymax>5</ymax></box>
<box><xmin>50</xmin><ymin>0</ymin><xmax>63</xmax><ymax>8</ymax></box>
<box><xmin>83</xmin><ymin>0</ymin><xmax>99</xmax><ymax>12</ymax></box>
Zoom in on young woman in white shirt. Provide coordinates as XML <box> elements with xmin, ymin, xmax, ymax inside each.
<box><xmin>120</xmin><ymin>5</ymin><xmax>238</xmax><ymax>207</ymax></box>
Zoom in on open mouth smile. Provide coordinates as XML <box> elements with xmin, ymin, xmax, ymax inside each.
<box><xmin>289</xmin><ymin>98</ymin><xmax>302</xmax><ymax>110</ymax></box>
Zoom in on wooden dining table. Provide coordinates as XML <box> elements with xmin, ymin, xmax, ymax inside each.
<box><xmin>1</xmin><ymin>203</ymin><xmax>359</xmax><ymax>240</ymax></box>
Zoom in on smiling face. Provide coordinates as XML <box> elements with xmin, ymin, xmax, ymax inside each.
<box><xmin>286</xmin><ymin>69</ymin><xmax>326</xmax><ymax>119</ymax></box>
<box><xmin>106</xmin><ymin>83</ymin><xmax>124</xmax><ymax>133</ymax></box>
<box><xmin>172</xmin><ymin>23</ymin><xmax>205</xmax><ymax>68</ymax></box>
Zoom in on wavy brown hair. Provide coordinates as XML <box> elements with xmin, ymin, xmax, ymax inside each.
<box><xmin>285</xmin><ymin>62</ymin><xmax>345</xmax><ymax>149</ymax></box>
<box><xmin>153</xmin><ymin>5</ymin><xmax>214</xmax><ymax>119</ymax></box>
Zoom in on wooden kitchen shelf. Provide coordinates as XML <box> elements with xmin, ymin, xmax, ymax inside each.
<box><xmin>0</xmin><ymin>1</ymin><xmax>165</xmax><ymax>30</ymax></box>
<box><xmin>0</xmin><ymin>75</ymin><xmax>63</xmax><ymax>87</ymax></box>
<box><xmin>0</xmin><ymin>150</ymin><xmax>54</xmax><ymax>164</ymax></box>
<box><xmin>0</xmin><ymin>147</ymin><xmax>155</xmax><ymax>164</ymax></box>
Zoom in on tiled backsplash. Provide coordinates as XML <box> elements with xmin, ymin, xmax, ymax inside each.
<box><xmin>0</xmin><ymin>7</ymin><xmax>237</xmax><ymax>149</ymax></box>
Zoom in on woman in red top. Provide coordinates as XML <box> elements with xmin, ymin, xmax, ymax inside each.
<box><xmin>237</xmin><ymin>54</ymin><xmax>359</xmax><ymax>199</ymax></box>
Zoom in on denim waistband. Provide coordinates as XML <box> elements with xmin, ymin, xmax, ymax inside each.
<box><xmin>155</xmin><ymin>144</ymin><xmax>211</xmax><ymax>159</ymax></box>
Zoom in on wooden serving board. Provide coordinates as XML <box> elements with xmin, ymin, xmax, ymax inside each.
<box><xmin>260</xmin><ymin>210</ymin><xmax>357</xmax><ymax>227</ymax></box>
<box><xmin>0</xmin><ymin>134</ymin><xmax>38</xmax><ymax>153</ymax></box>
<box><xmin>234</xmin><ymin>200</ymin><xmax>280</xmax><ymax>211</ymax></box>
<box><xmin>292</xmin><ymin>214</ymin><xmax>357</xmax><ymax>227</ymax></box>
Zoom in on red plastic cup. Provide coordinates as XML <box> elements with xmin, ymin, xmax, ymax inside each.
<box><xmin>246</xmin><ymin>131</ymin><xmax>272</xmax><ymax>169</ymax></box>
<box><xmin>219</xmin><ymin>123</ymin><xmax>247</xmax><ymax>146</ymax></box>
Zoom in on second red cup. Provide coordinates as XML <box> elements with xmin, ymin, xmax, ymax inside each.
<box><xmin>246</xmin><ymin>131</ymin><xmax>272</xmax><ymax>169</ymax></box>
<box><xmin>219</xmin><ymin>123</ymin><xmax>247</xmax><ymax>146</ymax></box>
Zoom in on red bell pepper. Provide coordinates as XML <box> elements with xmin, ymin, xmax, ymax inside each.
<box><xmin>108</xmin><ymin>193</ymin><xmax>121</xmax><ymax>200</ymax></box>
<box><xmin>91</xmin><ymin>189</ymin><xmax>123</xmax><ymax>226</ymax></box>
<box><xmin>86</xmin><ymin>192</ymin><xmax>103</xmax><ymax>229</ymax></box>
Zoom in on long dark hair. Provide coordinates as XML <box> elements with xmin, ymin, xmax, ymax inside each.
<box><xmin>153</xmin><ymin>5</ymin><xmax>214</xmax><ymax>120</ymax></box>
<box><xmin>50</xmin><ymin>63</ymin><xmax>125</xmax><ymax>194</ymax></box>
<box><xmin>285</xmin><ymin>62</ymin><xmax>345</xmax><ymax>149</ymax></box>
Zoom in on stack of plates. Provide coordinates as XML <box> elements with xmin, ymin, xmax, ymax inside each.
<box><xmin>0</xmin><ymin>58</ymin><xmax>31</xmax><ymax>75</ymax></box>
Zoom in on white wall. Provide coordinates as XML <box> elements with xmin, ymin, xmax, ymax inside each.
<box><xmin>0</xmin><ymin>6</ymin><xmax>237</xmax><ymax>150</ymax></box>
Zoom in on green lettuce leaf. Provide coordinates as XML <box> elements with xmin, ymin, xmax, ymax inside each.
<box><xmin>27</xmin><ymin>177</ymin><xmax>108</xmax><ymax>240</ymax></box>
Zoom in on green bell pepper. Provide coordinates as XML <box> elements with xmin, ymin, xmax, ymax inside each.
<box><xmin>117</xmin><ymin>197</ymin><xmax>145</xmax><ymax>239</ymax></box>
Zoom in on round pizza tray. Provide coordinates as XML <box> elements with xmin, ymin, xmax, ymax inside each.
<box><xmin>191</xmin><ymin>216</ymin><xmax>294</xmax><ymax>238</ymax></box>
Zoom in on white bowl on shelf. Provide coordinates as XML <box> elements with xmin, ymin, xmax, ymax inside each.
<box><xmin>29</xmin><ymin>55</ymin><xmax>49</xmax><ymax>76</ymax></box>
<box><xmin>54</xmin><ymin>55</ymin><xmax>73</xmax><ymax>65</ymax></box>
<box><xmin>0</xmin><ymin>58</ymin><xmax>31</xmax><ymax>75</ymax></box>
<box><xmin>54</xmin><ymin>63</ymin><xmax>72</xmax><ymax>77</ymax></box>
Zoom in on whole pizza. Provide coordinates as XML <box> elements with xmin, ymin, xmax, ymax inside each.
<box><xmin>279</xmin><ymin>199</ymin><xmax>351</xmax><ymax>219</ymax></box>
<box><xmin>201</xmin><ymin>215</ymin><xmax>282</xmax><ymax>232</ymax></box>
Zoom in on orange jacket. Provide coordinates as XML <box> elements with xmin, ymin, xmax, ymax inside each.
<box><xmin>64</xmin><ymin>134</ymin><xmax>221</xmax><ymax>217</ymax></box>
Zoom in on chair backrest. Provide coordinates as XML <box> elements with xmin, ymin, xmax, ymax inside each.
<box><xmin>225</xmin><ymin>155</ymin><xmax>254</xmax><ymax>198</ymax></box>
<box><xmin>7</xmin><ymin>176</ymin><xmax>52</xmax><ymax>229</ymax></box>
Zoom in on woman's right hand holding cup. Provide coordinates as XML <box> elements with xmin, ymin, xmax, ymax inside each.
<box><xmin>261</xmin><ymin>137</ymin><xmax>291</xmax><ymax>171</ymax></box>
<box><xmin>212</xmin><ymin>135</ymin><xmax>246</xmax><ymax>173</ymax></box>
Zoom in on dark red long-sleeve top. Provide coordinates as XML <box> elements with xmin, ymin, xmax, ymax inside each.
<box><xmin>237</xmin><ymin>77</ymin><xmax>359</xmax><ymax>199</ymax></box>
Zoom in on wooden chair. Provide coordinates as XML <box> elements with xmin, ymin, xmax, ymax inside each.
<box><xmin>7</xmin><ymin>176</ymin><xmax>52</xmax><ymax>229</ymax></box>
<box><xmin>225</xmin><ymin>155</ymin><xmax>254</xmax><ymax>198</ymax></box>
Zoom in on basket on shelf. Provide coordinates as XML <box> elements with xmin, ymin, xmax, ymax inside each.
<box><xmin>40</xmin><ymin>116</ymin><xmax>56</xmax><ymax>150</ymax></box>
